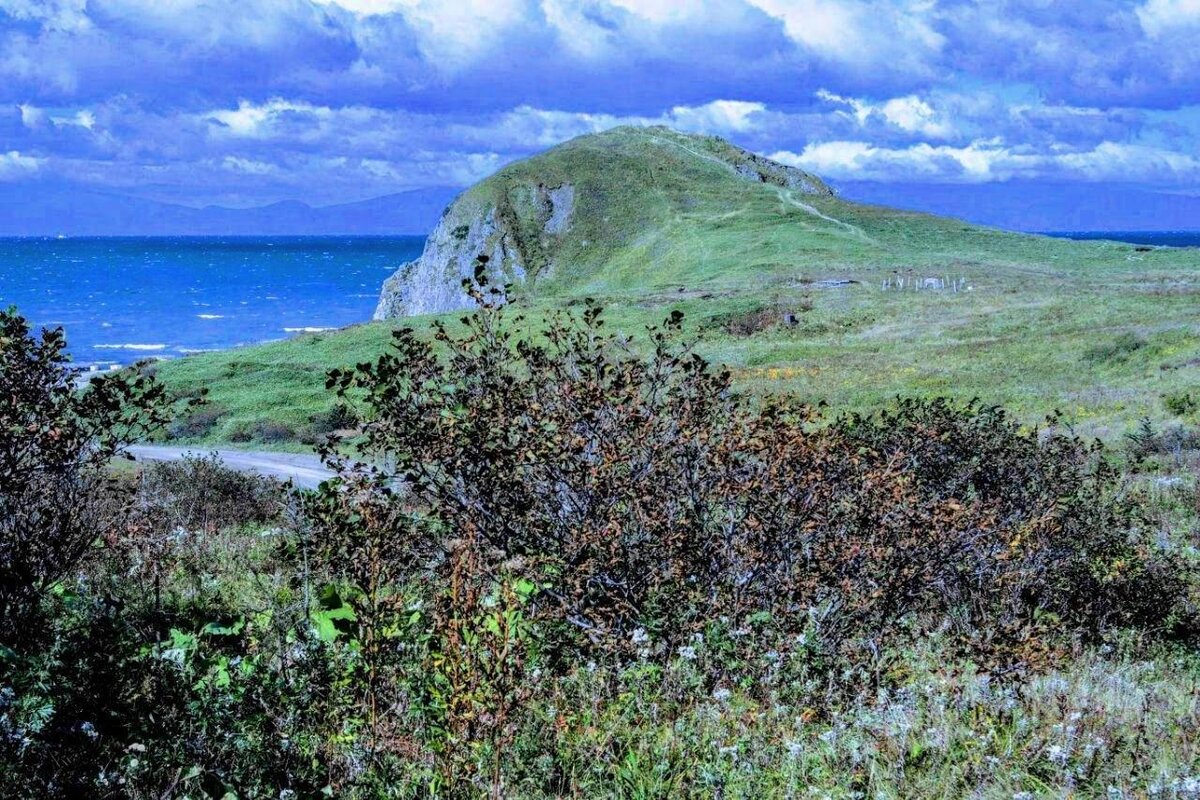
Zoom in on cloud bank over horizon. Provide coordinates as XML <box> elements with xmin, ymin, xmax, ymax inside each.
<box><xmin>1</xmin><ymin>0</ymin><xmax>1198</xmax><ymax>208</ymax></box>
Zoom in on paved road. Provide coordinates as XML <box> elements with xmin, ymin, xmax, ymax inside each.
<box><xmin>127</xmin><ymin>445</ymin><xmax>335</xmax><ymax>489</ymax></box>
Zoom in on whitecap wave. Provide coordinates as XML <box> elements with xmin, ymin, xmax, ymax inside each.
<box><xmin>94</xmin><ymin>344</ymin><xmax>168</xmax><ymax>351</ymax></box>
<box><xmin>196</xmin><ymin>314</ymin><xmax>225</xmax><ymax>320</ymax></box>
<box><xmin>283</xmin><ymin>326</ymin><xmax>336</xmax><ymax>333</ymax></box>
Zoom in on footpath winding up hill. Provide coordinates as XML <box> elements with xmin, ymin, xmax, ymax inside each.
<box><xmin>153</xmin><ymin>126</ymin><xmax>1200</xmax><ymax>446</ymax></box>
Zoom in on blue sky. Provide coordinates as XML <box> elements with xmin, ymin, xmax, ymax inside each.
<box><xmin>2</xmin><ymin>0</ymin><xmax>1199</xmax><ymax>208</ymax></box>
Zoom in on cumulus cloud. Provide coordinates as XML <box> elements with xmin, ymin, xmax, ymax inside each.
<box><xmin>1137</xmin><ymin>0</ymin><xmax>1200</xmax><ymax>35</ymax></box>
<box><xmin>317</xmin><ymin>0</ymin><xmax>529</xmax><ymax>67</ymax></box>
<box><xmin>747</xmin><ymin>0</ymin><xmax>943</xmax><ymax>74</ymax></box>
<box><xmin>0</xmin><ymin>0</ymin><xmax>89</xmax><ymax>30</ymax></box>
<box><xmin>816</xmin><ymin>89</ymin><xmax>953</xmax><ymax>138</ymax></box>
<box><xmin>772</xmin><ymin>139</ymin><xmax>1200</xmax><ymax>184</ymax></box>
<box><xmin>2</xmin><ymin>0</ymin><xmax>1200</xmax><ymax>203</ymax></box>
<box><xmin>0</xmin><ymin>150</ymin><xmax>42</xmax><ymax>179</ymax></box>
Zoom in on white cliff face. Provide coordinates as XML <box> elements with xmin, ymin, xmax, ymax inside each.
<box><xmin>374</xmin><ymin>183</ymin><xmax>575</xmax><ymax>320</ymax></box>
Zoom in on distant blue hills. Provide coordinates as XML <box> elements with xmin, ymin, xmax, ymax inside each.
<box><xmin>1</xmin><ymin>180</ymin><xmax>1195</xmax><ymax>237</ymax></box>
<box><xmin>0</xmin><ymin>184</ymin><xmax>460</xmax><ymax>237</ymax></box>
<box><xmin>835</xmin><ymin>181</ymin><xmax>1200</xmax><ymax>233</ymax></box>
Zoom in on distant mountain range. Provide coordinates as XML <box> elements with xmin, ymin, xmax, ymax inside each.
<box><xmin>1</xmin><ymin>178</ymin><xmax>1196</xmax><ymax>237</ymax></box>
<box><xmin>834</xmin><ymin>181</ymin><xmax>1200</xmax><ymax>233</ymax></box>
<box><xmin>0</xmin><ymin>184</ymin><xmax>460</xmax><ymax>236</ymax></box>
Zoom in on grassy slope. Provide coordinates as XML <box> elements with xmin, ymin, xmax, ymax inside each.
<box><xmin>153</xmin><ymin>127</ymin><xmax>1200</xmax><ymax>447</ymax></box>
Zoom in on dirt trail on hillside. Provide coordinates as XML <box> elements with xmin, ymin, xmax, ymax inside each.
<box><xmin>127</xmin><ymin>446</ymin><xmax>334</xmax><ymax>489</ymax></box>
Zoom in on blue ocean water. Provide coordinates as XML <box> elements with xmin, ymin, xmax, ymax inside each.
<box><xmin>1044</xmin><ymin>231</ymin><xmax>1200</xmax><ymax>247</ymax></box>
<box><xmin>0</xmin><ymin>236</ymin><xmax>424</xmax><ymax>369</ymax></box>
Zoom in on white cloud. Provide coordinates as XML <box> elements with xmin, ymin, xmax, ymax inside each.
<box><xmin>772</xmin><ymin>138</ymin><xmax>1200</xmax><ymax>183</ymax></box>
<box><xmin>206</xmin><ymin>99</ymin><xmax>332</xmax><ymax>137</ymax></box>
<box><xmin>817</xmin><ymin>89</ymin><xmax>952</xmax><ymax>137</ymax></box>
<box><xmin>49</xmin><ymin>109</ymin><xmax>96</xmax><ymax>130</ymax></box>
<box><xmin>1137</xmin><ymin>0</ymin><xmax>1200</xmax><ymax>36</ymax></box>
<box><xmin>607</xmin><ymin>0</ymin><xmax>712</xmax><ymax>22</ymax></box>
<box><xmin>774</xmin><ymin>140</ymin><xmax>1020</xmax><ymax>181</ymax></box>
<box><xmin>745</xmin><ymin>0</ymin><xmax>943</xmax><ymax>70</ymax></box>
<box><xmin>221</xmin><ymin>156</ymin><xmax>278</xmax><ymax>175</ymax></box>
<box><xmin>0</xmin><ymin>0</ymin><xmax>89</xmax><ymax>30</ymax></box>
<box><xmin>0</xmin><ymin>150</ymin><xmax>43</xmax><ymax>179</ymax></box>
<box><xmin>670</xmin><ymin>100</ymin><xmax>765</xmax><ymax>132</ymax></box>
<box><xmin>202</xmin><ymin>98</ymin><xmax>772</xmax><ymax>156</ymax></box>
<box><xmin>315</xmin><ymin>0</ymin><xmax>529</xmax><ymax>66</ymax></box>
<box><xmin>1056</xmin><ymin>141</ymin><xmax>1200</xmax><ymax>181</ymax></box>
<box><xmin>18</xmin><ymin>103</ymin><xmax>46</xmax><ymax>128</ymax></box>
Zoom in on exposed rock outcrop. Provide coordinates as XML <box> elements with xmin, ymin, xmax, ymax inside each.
<box><xmin>374</xmin><ymin>126</ymin><xmax>832</xmax><ymax>320</ymax></box>
<box><xmin>374</xmin><ymin>183</ymin><xmax>574</xmax><ymax>319</ymax></box>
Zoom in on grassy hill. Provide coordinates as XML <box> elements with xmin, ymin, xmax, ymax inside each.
<box><xmin>151</xmin><ymin>126</ymin><xmax>1200</xmax><ymax>447</ymax></box>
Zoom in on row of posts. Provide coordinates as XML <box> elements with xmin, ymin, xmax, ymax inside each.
<box><xmin>880</xmin><ymin>276</ymin><xmax>970</xmax><ymax>292</ymax></box>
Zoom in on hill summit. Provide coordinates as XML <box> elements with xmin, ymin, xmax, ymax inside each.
<box><xmin>374</xmin><ymin>126</ymin><xmax>834</xmax><ymax>318</ymax></box>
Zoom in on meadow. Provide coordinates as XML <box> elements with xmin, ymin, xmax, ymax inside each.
<box><xmin>155</xmin><ymin>230</ymin><xmax>1200</xmax><ymax>449</ymax></box>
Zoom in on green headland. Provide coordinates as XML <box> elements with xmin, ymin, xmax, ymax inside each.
<box><xmin>153</xmin><ymin>126</ymin><xmax>1200</xmax><ymax>447</ymax></box>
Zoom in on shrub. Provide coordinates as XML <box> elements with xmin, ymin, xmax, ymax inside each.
<box><xmin>228</xmin><ymin>419</ymin><xmax>297</xmax><ymax>443</ymax></box>
<box><xmin>1083</xmin><ymin>332</ymin><xmax>1146</xmax><ymax>364</ymax></box>
<box><xmin>166</xmin><ymin>405</ymin><xmax>227</xmax><ymax>439</ymax></box>
<box><xmin>137</xmin><ymin>452</ymin><xmax>286</xmax><ymax>534</ymax></box>
<box><xmin>308</xmin><ymin>402</ymin><xmax>359</xmax><ymax>434</ymax></box>
<box><xmin>708</xmin><ymin>302</ymin><xmax>811</xmax><ymax>336</ymax></box>
<box><xmin>1163</xmin><ymin>390</ymin><xmax>1198</xmax><ymax>417</ymax></box>
<box><xmin>300</xmin><ymin>402</ymin><xmax>360</xmax><ymax>443</ymax></box>
<box><xmin>0</xmin><ymin>307</ymin><xmax>177</xmax><ymax>649</ymax></box>
<box><xmin>1125</xmin><ymin>417</ymin><xmax>1200</xmax><ymax>462</ymax></box>
<box><xmin>319</xmin><ymin>269</ymin><xmax>1188</xmax><ymax>674</ymax></box>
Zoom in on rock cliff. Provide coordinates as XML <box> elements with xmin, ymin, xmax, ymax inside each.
<box><xmin>375</xmin><ymin>126</ymin><xmax>832</xmax><ymax>319</ymax></box>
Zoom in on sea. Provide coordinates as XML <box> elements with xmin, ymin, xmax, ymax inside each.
<box><xmin>0</xmin><ymin>236</ymin><xmax>425</xmax><ymax>370</ymax></box>
<box><xmin>0</xmin><ymin>232</ymin><xmax>1195</xmax><ymax>370</ymax></box>
<box><xmin>1043</xmin><ymin>231</ymin><xmax>1200</xmax><ymax>248</ymax></box>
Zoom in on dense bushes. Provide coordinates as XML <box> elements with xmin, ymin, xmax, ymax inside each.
<box><xmin>165</xmin><ymin>405</ymin><xmax>227</xmax><ymax>439</ymax></box>
<box><xmin>136</xmin><ymin>453</ymin><xmax>287</xmax><ymax>534</ymax></box>
<box><xmin>318</xmin><ymin>275</ymin><xmax>1189</xmax><ymax>674</ymax></box>
<box><xmin>228</xmin><ymin>419</ymin><xmax>297</xmax><ymax>443</ymax></box>
<box><xmin>0</xmin><ymin>307</ymin><xmax>175</xmax><ymax>649</ymax></box>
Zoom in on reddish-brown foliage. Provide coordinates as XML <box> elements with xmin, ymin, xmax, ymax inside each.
<box><xmin>316</xmin><ymin>268</ymin><xmax>1187</xmax><ymax>671</ymax></box>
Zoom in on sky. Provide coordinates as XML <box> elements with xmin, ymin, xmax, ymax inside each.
<box><xmin>2</xmin><ymin>0</ymin><xmax>1199</xmax><ymax>210</ymax></box>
